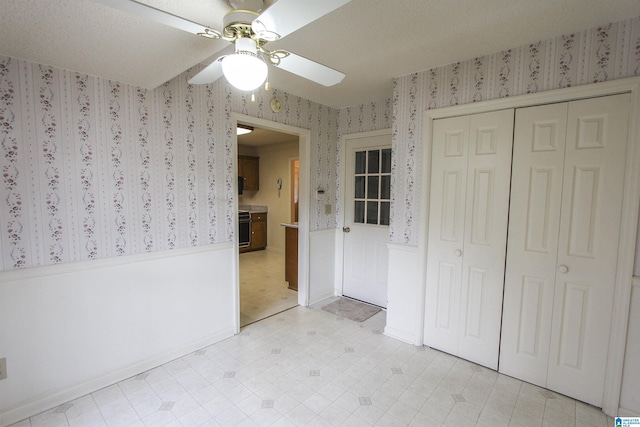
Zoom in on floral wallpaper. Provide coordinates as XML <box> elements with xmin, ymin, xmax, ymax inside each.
<box><xmin>336</xmin><ymin>99</ymin><xmax>394</xmax><ymax>228</ymax></box>
<box><xmin>0</xmin><ymin>56</ymin><xmax>341</xmax><ymax>270</ymax></box>
<box><xmin>2</xmin><ymin>15</ymin><xmax>639</xmax><ymax>269</ymax></box>
<box><xmin>391</xmin><ymin>16</ymin><xmax>640</xmax><ymax>245</ymax></box>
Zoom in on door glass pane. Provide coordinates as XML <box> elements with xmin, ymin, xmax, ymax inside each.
<box><xmin>382</xmin><ymin>149</ymin><xmax>392</xmax><ymax>173</ymax></box>
<box><xmin>380</xmin><ymin>202</ymin><xmax>390</xmax><ymax>225</ymax></box>
<box><xmin>366</xmin><ymin>201</ymin><xmax>378</xmax><ymax>224</ymax></box>
<box><xmin>354</xmin><ymin>201</ymin><xmax>365</xmax><ymax>223</ymax></box>
<box><xmin>381</xmin><ymin>176</ymin><xmax>391</xmax><ymax>200</ymax></box>
<box><xmin>355</xmin><ymin>176</ymin><xmax>365</xmax><ymax>198</ymax></box>
<box><xmin>368</xmin><ymin>150</ymin><xmax>380</xmax><ymax>173</ymax></box>
<box><xmin>367</xmin><ymin>176</ymin><xmax>379</xmax><ymax>199</ymax></box>
<box><xmin>350</xmin><ymin>145</ymin><xmax>391</xmax><ymax>228</ymax></box>
<box><xmin>355</xmin><ymin>151</ymin><xmax>366</xmax><ymax>174</ymax></box>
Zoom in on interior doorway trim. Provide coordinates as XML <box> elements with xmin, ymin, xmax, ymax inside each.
<box><xmin>418</xmin><ymin>76</ymin><xmax>640</xmax><ymax>416</ymax></box>
<box><xmin>232</xmin><ymin>114</ymin><xmax>311</xmax><ymax>325</ymax></box>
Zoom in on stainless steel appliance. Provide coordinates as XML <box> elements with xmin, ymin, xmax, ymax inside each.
<box><xmin>238</xmin><ymin>210</ymin><xmax>251</xmax><ymax>248</ymax></box>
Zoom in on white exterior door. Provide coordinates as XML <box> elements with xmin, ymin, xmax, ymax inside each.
<box><xmin>342</xmin><ymin>131</ymin><xmax>392</xmax><ymax>308</ymax></box>
<box><xmin>499</xmin><ymin>93</ymin><xmax>630</xmax><ymax>406</ymax></box>
<box><xmin>424</xmin><ymin>109</ymin><xmax>514</xmax><ymax>369</ymax></box>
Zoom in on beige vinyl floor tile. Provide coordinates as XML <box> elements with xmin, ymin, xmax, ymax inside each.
<box><xmin>240</xmin><ymin>250</ymin><xmax>298</xmax><ymax>327</ymax></box>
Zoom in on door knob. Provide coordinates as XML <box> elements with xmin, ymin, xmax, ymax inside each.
<box><xmin>343</xmin><ymin>227</ymin><xmax>351</xmax><ymax>233</ymax></box>
<box><xmin>454</xmin><ymin>249</ymin><xmax>462</xmax><ymax>257</ymax></box>
<box><xmin>558</xmin><ymin>265</ymin><xmax>569</xmax><ymax>273</ymax></box>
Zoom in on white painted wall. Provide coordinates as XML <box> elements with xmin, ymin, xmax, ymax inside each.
<box><xmin>0</xmin><ymin>244</ymin><xmax>236</xmax><ymax>427</ymax></box>
<box><xmin>384</xmin><ymin>244</ymin><xmax>424</xmax><ymax>344</ymax></box>
<box><xmin>308</xmin><ymin>229</ymin><xmax>336</xmax><ymax>305</ymax></box>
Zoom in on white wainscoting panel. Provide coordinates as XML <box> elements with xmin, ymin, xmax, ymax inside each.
<box><xmin>308</xmin><ymin>229</ymin><xmax>337</xmax><ymax>306</ymax></box>
<box><xmin>385</xmin><ymin>243</ymin><xmax>423</xmax><ymax>345</ymax></box>
<box><xmin>0</xmin><ymin>243</ymin><xmax>237</xmax><ymax>426</ymax></box>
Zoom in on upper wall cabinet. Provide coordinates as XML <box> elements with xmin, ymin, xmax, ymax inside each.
<box><xmin>239</xmin><ymin>155</ymin><xmax>259</xmax><ymax>191</ymax></box>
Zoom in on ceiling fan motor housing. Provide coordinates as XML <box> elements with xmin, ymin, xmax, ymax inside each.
<box><xmin>228</xmin><ymin>0</ymin><xmax>264</xmax><ymax>13</ymax></box>
<box><xmin>223</xmin><ymin>9</ymin><xmax>259</xmax><ymax>41</ymax></box>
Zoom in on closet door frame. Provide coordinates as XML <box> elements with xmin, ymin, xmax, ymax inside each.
<box><xmin>419</xmin><ymin>77</ymin><xmax>640</xmax><ymax>417</ymax></box>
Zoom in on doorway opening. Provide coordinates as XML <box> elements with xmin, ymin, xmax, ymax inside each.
<box><xmin>233</xmin><ymin>114</ymin><xmax>310</xmax><ymax>329</ymax></box>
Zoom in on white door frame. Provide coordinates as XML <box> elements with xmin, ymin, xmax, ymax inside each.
<box><xmin>336</xmin><ymin>128</ymin><xmax>393</xmax><ymax>297</ymax></box>
<box><xmin>419</xmin><ymin>77</ymin><xmax>640</xmax><ymax>416</ymax></box>
<box><xmin>231</xmin><ymin>114</ymin><xmax>311</xmax><ymax>319</ymax></box>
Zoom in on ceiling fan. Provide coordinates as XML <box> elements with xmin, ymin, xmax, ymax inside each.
<box><xmin>92</xmin><ymin>0</ymin><xmax>351</xmax><ymax>91</ymax></box>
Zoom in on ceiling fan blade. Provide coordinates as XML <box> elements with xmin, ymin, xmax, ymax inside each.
<box><xmin>92</xmin><ymin>0</ymin><xmax>221</xmax><ymax>38</ymax></box>
<box><xmin>275</xmin><ymin>52</ymin><xmax>345</xmax><ymax>86</ymax></box>
<box><xmin>252</xmin><ymin>0</ymin><xmax>351</xmax><ymax>40</ymax></box>
<box><xmin>188</xmin><ymin>56</ymin><xmax>226</xmax><ymax>85</ymax></box>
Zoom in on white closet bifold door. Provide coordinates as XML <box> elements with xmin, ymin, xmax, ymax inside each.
<box><xmin>424</xmin><ymin>109</ymin><xmax>514</xmax><ymax>370</ymax></box>
<box><xmin>500</xmin><ymin>93</ymin><xmax>631</xmax><ymax>407</ymax></box>
<box><xmin>498</xmin><ymin>102</ymin><xmax>568</xmax><ymax>387</ymax></box>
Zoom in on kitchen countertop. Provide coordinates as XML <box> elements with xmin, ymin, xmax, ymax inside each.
<box><xmin>239</xmin><ymin>204</ymin><xmax>267</xmax><ymax>213</ymax></box>
<box><xmin>280</xmin><ymin>222</ymin><xmax>299</xmax><ymax>228</ymax></box>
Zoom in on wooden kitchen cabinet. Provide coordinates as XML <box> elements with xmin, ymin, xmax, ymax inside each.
<box><xmin>250</xmin><ymin>212</ymin><xmax>267</xmax><ymax>250</ymax></box>
<box><xmin>239</xmin><ymin>212</ymin><xmax>267</xmax><ymax>253</ymax></box>
<box><xmin>238</xmin><ymin>155</ymin><xmax>259</xmax><ymax>191</ymax></box>
<box><xmin>284</xmin><ymin>226</ymin><xmax>298</xmax><ymax>291</ymax></box>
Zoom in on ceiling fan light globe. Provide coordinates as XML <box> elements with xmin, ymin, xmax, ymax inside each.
<box><xmin>222</xmin><ymin>54</ymin><xmax>268</xmax><ymax>91</ymax></box>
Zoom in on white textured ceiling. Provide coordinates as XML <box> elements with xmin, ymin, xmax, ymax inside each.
<box><xmin>2</xmin><ymin>0</ymin><xmax>640</xmax><ymax>108</ymax></box>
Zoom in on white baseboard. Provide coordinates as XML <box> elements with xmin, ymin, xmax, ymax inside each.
<box><xmin>309</xmin><ymin>291</ymin><xmax>335</xmax><ymax>306</ymax></box>
<box><xmin>384</xmin><ymin>326</ymin><xmax>418</xmax><ymax>345</ymax></box>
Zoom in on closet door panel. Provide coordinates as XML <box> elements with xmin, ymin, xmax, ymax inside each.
<box><xmin>499</xmin><ymin>103</ymin><xmax>567</xmax><ymax>386</ymax></box>
<box><xmin>547</xmin><ymin>93</ymin><xmax>630</xmax><ymax>406</ymax></box>
<box><xmin>426</xmin><ymin>110</ymin><xmax>513</xmax><ymax>369</ymax></box>
<box><xmin>458</xmin><ymin>110</ymin><xmax>514</xmax><ymax>369</ymax></box>
<box><xmin>425</xmin><ymin>116</ymin><xmax>469</xmax><ymax>356</ymax></box>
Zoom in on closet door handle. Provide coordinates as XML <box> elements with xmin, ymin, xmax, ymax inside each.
<box><xmin>454</xmin><ymin>249</ymin><xmax>462</xmax><ymax>257</ymax></box>
<box><xmin>558</xmin><ymin>265</ymin><xmax>569</xmax><ymax>273</ymax></box>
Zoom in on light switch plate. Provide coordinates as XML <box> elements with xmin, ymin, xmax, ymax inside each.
<box><xmin>325</xmin><ymin>204</ymin><xmax>332</xmax><ymax>215</ymax></box>
<box><xmin>0</xmin><ymin>357</ymin><xmax>6</xmax><ymax>380</ymax></box>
